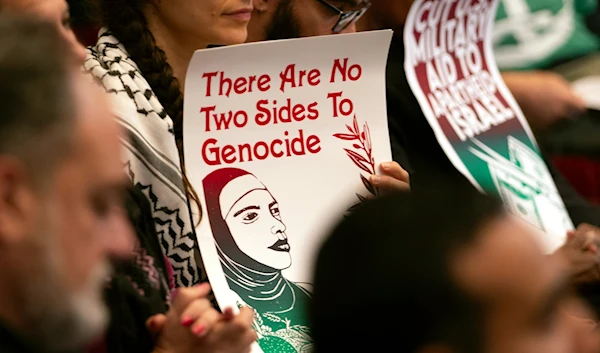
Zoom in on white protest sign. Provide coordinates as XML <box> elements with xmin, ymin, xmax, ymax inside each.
<box><xmin>184</xmin><ymin>31</ymin><xmax>393</xmax><ymax>353</ymax></box>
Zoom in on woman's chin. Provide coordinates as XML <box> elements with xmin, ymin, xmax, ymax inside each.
<box><xmin>267</xmin><ymin>254</ymin><xmax>292</xmax><ymax>271</ymax></box>
<box><xmin>213</xmin><ymin>29</ymin><xmax>248</xmax><ymax>46</ymax></box>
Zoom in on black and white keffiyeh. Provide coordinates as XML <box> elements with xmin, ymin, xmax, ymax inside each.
<box><xmin>84</xmin><ymin>29</ymin><xmax>201</xmax><ymax>287</ymax></box>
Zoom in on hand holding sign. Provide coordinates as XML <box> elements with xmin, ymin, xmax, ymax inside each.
<box><xmin>371</xmin><ymin>162</ymin><xmax>411</xmax><ymax>192</ymax></box>
<box><xmin>557</xmin><ymin>223</ymin><xmax>600</xmax><ymax>284</ymax></box>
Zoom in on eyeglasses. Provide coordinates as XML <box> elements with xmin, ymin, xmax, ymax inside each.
<box><xmin>317</xmin><ymin>0</ymin><xmax>372</xmax><ymax>33</ymax></box>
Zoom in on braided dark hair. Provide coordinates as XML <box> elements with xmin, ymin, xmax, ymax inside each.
<box><xmin>94</xmin><ymin>0</ymin><xmax>201</xmax><ymax>223</ymax></box>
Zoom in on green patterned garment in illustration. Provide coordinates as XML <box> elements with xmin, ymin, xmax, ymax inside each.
<box><xmin>235</xmin><ymin>281</ymin><xmax>313</xmax><ymax>353</ymax></box>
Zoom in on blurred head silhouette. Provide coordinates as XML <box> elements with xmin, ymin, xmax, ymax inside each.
<box><xmin>312</xmin><ymin>187</ymin><xmax>599</xmax><ymax>353</ymax></box>
<box><xmin>0</xmin><ymin>0</ymin><xmax>87</xmax><ymax>63</ymax></box>
<box><xmin>0</xmin><ymin>15</ymin><xmax>132</xmax><ymax>351</ymax></box>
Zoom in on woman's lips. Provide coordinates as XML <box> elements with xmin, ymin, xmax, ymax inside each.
<box><xmin>223</xmin><ymin>8</ymin><xmax>252</xmax><ymax>21</ymax></box>
<box><xmin>268</xmin><ymin>239</ymin><xmax>290</xmax><ymax>252</ymax></box>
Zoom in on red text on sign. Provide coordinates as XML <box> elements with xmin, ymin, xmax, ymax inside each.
<box><xmin>330</xmin><ymin>58</ymin><xmax>362</xmax><ymax>83</ymax></box>
<box><xmin>202</xmin><ymin>71</ymin><xmax>271</xmax><ymax>97</ymax></box>
<box><xmin>279</xmin><ymin>64</ymin><xmax>321</xmax><ymax>93</ymax></box>
<box><xmin>327</xmin><ymin>91</ymin><xmax>354</xmax><ymax>117</ymax></box>
<box><xmin>255</xmin><ymin>99</ymin><xmax>319</xmax><ymax>125</ymax></box>
<box><xmin>201</xmin><ymin>105</ymin><xmax>249</xmax><ymax>132</ymax></box>
<box><xmin>202</xmin><ymin>129</ymin><xmax>321</xmax><ymax>165</ymax></box>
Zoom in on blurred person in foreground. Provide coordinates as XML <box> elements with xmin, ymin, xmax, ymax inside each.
<box><xmin>0</xmin><ymin>14</ymin><xmax>256</xmax><ymax>353</ymax></box>
<box><xmin>313</xmin><ymin>188</ymin><xmax>600</xmax><ymax>353</ymax></box>
<box><xmin>0</xmin><ymin>15</ymin><xmax>131</xmax><ymax>352</ymax></box>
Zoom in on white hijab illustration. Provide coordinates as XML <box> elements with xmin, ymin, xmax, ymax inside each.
<box><xmin>203</xmin><ymin>168</ymin><xmax>313</xmax><ymax>353</ymax></box>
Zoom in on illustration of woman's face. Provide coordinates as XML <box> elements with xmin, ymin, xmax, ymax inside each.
<box><xmin>221</xmin><ymin>176</ymin><xmax>291</xmax><ymax>270</ymax></box>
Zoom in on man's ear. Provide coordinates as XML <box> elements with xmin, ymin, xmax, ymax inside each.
<box><xmin>0</xmin><ymin>156</ymin><xmax>36</xmax><ymax>245</ymax></box>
